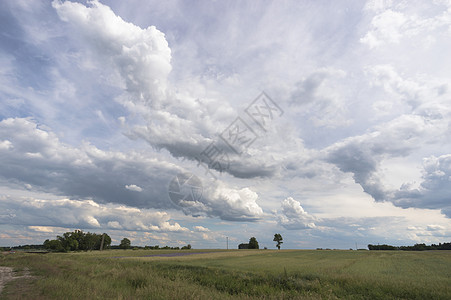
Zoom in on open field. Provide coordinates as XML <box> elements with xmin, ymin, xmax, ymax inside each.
<box><xmin>1</xmin><ymin>249</ymin><xmax>451</xmax><ymax>299</ymax></box>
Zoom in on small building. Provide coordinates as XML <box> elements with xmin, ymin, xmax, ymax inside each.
<box><xmin>238</xmin><ymin>243</ymin><xmax>249</xmax><ymax>249</ymax></box>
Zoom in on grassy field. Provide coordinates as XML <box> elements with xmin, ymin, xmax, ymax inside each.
<box><xmin>1</xmin><ymin>249</ymin><xmax>450</xmax><ymax>299</ymax></box>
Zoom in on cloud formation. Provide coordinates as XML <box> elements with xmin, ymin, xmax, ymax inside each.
<box><xmin>0</xmin><ymin>195</ymin><xmax>188</xmax><ymax>232</ymax></box>
<box><xmin>1</xmin><ymin>0</ymin><xmax>451</xmax><ymax>248</ymax></box>
<box><xmin>0</xmin><ymin>117</ymin><xmax>264</xmax><ymax>221</ymax></box>
<box><xmin>277</xmin><ymin>197</ymin><xmax>316</xmax><ymax>230</ymax></box>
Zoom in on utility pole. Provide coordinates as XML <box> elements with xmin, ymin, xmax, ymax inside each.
<box><xmin>226</xmin><ymin>237</ymin><xmax>228</xmax><ymax>250</ymax></box>
<box><xmin>100</xmin><ymin>233</ymin><xmax>105</xmax><ymax>251</ymax></box>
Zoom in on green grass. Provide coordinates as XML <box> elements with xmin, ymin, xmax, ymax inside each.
<box><xmin>1</xmin><ymin>249</ymin><xmax>451</xmax><ymax>299</ymax></box>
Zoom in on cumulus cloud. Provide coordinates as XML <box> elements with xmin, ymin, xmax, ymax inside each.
<box><xmin>52</xmin><ymin>0</ymin><xmax>172</xmax><ymax>105</ymax></box>
<box><xmin>0</xmin><ymin>117</ymin><xmax>265</xmax><ymax>221</ymax></box>
<box><xmin>171</xmin><ymin>181</ymin><xmax>265</xmax><ymax>221</ymax></box>
<box><xmin>277</xmin><ymin>197</ymin><xmax>316</xmax><ymax>230</ymax></box>
<box><xmin>51</xmin><ymin>0</ymin><xmax>288</xmax><ymax>180</ymax></box>
<box><xmin>0</xmin><ymin>117</ymin><xmax>178</xmax><ymax>210</ymax></box>
<box><xmin>0</xmin><ymin>195</ymin><xmax>188</xmax><ymax>232</ymax></box>
<box><xmin>52</xmin><ymin>0</ymin><xmax>214</xmax><ymax>165</ymax></box>
<box><xmin>208</xmin><ymin>185</ymin><xmax>264</xmax><ymax>221</ymax></box>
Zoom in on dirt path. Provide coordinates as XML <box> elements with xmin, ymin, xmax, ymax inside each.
<box><xmin>0</xmin><ymin>266</ymin><xmax>33</xmax><ymax>295</ymax></box>
<box><xmin>0</xmin><ymin>266</ymin><xmax>14</xmax><ymax>295</ymax></box>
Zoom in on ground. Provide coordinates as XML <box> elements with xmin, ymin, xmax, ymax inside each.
<box><xmin>1</xmin><ymin>249</ymin><xmax>450</xmax><ymax>299</ymax></box>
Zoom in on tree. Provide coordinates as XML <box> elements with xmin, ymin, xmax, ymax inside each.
<box><xmin>249</xmin><ymin>237</ymin><xmax>259</xmax><ymax>249</ymax></box>
<box><xmin>119</xmin><ymin>238</ymin><xmax>131</xmax><ymax>249</ymax></box>
<box><xmin>273</xmin><ymin>233</ymin><xmax>283</xmax><ymax>250</ymax></box>
<box><xmin>44</xmin><ymin>239</ymin><xmax>64</xmax><ymax>252</ymax></box>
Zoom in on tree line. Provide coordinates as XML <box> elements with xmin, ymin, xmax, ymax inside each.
<box><xmin>368</xmin><ymin>242</ymin><xmax>451</xmax><ymax>251</ymax></box>
<box><xmin>44</xmin><ymin>230</ymin><xmax>111</xmax><ymax>252</ymax></box>
<box><xmin>41</xmin><ymin>230</ymin><xmax>191</xmax><ymax>252</ymax></box>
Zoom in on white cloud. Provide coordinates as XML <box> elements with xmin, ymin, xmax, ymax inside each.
<box><xmin>193</xmin><ymin>226</ymin><xmax>210</xmax><ymax>232</ymax></box>
<box><xmin>125</xmin><ymin>184</ymin><xmax>142</xmax><ymax>192</ymax></box>
<box><xmin>28</xmin><ymin>226</ymin><xmax>54</xmax><ymax>233</ymax></box>
<box><xmin>277</xmin><ymin>197</ymin><xmax>316</xmax><ymax>230</ymax></box>
<box><xmin>427</xmin><ymin>224</ymin><xmax>446</xmax><ymax>231</ymax></box>
<box><xmin>362</xmin><ymin>1</ymin><xmax>451</xmax><ymax>49</ymax></box>
<box><xmin>208</xmin><ymin>185</ymin><xmax>264</xmax><ymax>221</ymax></box>
<box><xmin>52</xmin><ymin>0</ymin><xmax>172</xmax><ymax>105</ymax></box>
<box><xmin>361</xmin><ymin>9</ymin><xmax>407</xmax><ymax>48</ymax></box>
<box><xmin>0</xmin><ymin>140</ymin><xmax>12</xmax><ymax>150</ymax></box>
<box><xmin>0</xmin><ymin>195</ymin><xmax>188</xmax><ymax>233</ymax></box>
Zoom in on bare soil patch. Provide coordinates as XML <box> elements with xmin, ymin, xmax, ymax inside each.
<box><xmin>0</xmin><ymin>266</ymin><xmax>34</xmax><ymax>297</ymax></box>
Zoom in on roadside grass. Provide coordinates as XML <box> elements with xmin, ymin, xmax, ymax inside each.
<box><xmin>1</xmin><ymin>250</ymin><xmax>450</xmax><ymax>299</ymax></box>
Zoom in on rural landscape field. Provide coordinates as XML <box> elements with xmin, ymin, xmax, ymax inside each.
<box><xmin>1</xmin><ymin>249</ymin><xmax>451</xmax><ymax>299</ymax></box>
<box><xmin>2</xmin><ymin>0</ymin><xmax>451</xmax><ymax>299</ymax></box>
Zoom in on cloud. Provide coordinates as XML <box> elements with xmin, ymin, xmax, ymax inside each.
<box><xmin>290</xmin><ymin>68</ymin><xmax>350</xmax><ymax>128</ymax></box>
<box><xmin>125</xmin><ymin>184</ymin><xmax>142</xmax><ymax>192</ymax></box>
<box><xmin>208</xmin><ymin>185</ymin><xmax>264</xmax><ymax>221</ymax></box>
<box><xmin>0</xmin><ymin>195</ymin><xmax>188</xmax><ymax>232</ymax></box>
<box><xmin>0</xmin><ymin>117</ymin><xmax>178</xmax><ymax>210</ymax></box>
<box><xmin>171</xmin><ymin>181</ymin><xmax>265</xmax><ymax>221</ymax></box>
<box><xmin>391</xmin><ymin>154</ymin><xmax>451</xmax><ymax>217</ymax></box>
<box><xmin>0</xmin><ymin>140</ymin><xmax>12</xmax><ymax>150</ymax></box>
<box><xmin>0</xmin><ymin>117</ymin><xmax>265</xmax><ymax>221</ymax></box>
<box><xmin>52</xmin><ymin>0</ymin><xmax>172</xmax><ymax>105</ymax></box>
<box><xmin>2</xmin><ymin>0</ymin><xmax>451</xmax><ymax>248</ymax></box>
<box><xmin>427</xmin><ymin>224</ymin><xmax>446</xmax><ymax>231</ymax></box>
<box><xmin>193</xmin><ymin>226</ymin><xmax>210</xmax><ymax>232</ymax></box>
<box><xmin>28</xmin><ymin>226</ymin><xmax>55</xmax><ymax>233</ymax></box>
<box><xmin>361</xmin><ymin>1</ymin><xmax>451</xmax><ymax>49</ymax></box>
<box><xmin>277</xmin><ymin>197</ymin><xmax>316</xmax><ymax>230</ymax></box>
<box><xmin>324</xmin><ymin>64</ymin><xmax>451</xmax><ymax>208</ymax></box>
<box><xmin>52</xmin><ymin>0</ymin><xmax>288</xmax><ymax>180</ymax></box>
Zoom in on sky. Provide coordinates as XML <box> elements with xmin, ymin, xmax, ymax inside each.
<box><xmin>1</xmin><ymin>0</ymin><xmax>451</xmax><ymax>249</ymax></box>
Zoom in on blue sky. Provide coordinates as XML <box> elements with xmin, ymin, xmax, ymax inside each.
<box><xmin>1</xmin><ymin>0</ymin><xmax>451</xmax><ymax>249</ymax></box>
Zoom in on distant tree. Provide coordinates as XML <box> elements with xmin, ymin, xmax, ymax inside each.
<box><xmin>119</xmin><ymin>238</ymin><xmax>131</xmax><ymax>249</ymax></box>
<box><xmin>249</xmin><ymin>237</ymin><xmax>259</xmax><ymax>249</ymax></box>
<box><xmin>44</xmin><ymin>239</ymin><xmax>64</xmax><ymax>252</ymax></box>
<box><xmin>273</xmin><ymin>233</ymin><xmax>283</xmax><ymax>250</ymax></box>
<box><xmin>181</xmin><ymin>244</ymin><xmax>192</xmax><ymax>250</ymax></box>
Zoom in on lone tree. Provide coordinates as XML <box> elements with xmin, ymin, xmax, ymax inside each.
<box><xmin>249</xmin><ymin>237</ymin><xmax>259</xmax><ymax>249</ymax></box>
<box><xmin>119</xmin><ymin>238</ymin><xmax>131</xmax><ymax>249</ymax></box>
<box><xmin>273</xmin><ymin>233</ymin><xmax>283</xmax><ymax>250</ymax></box>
